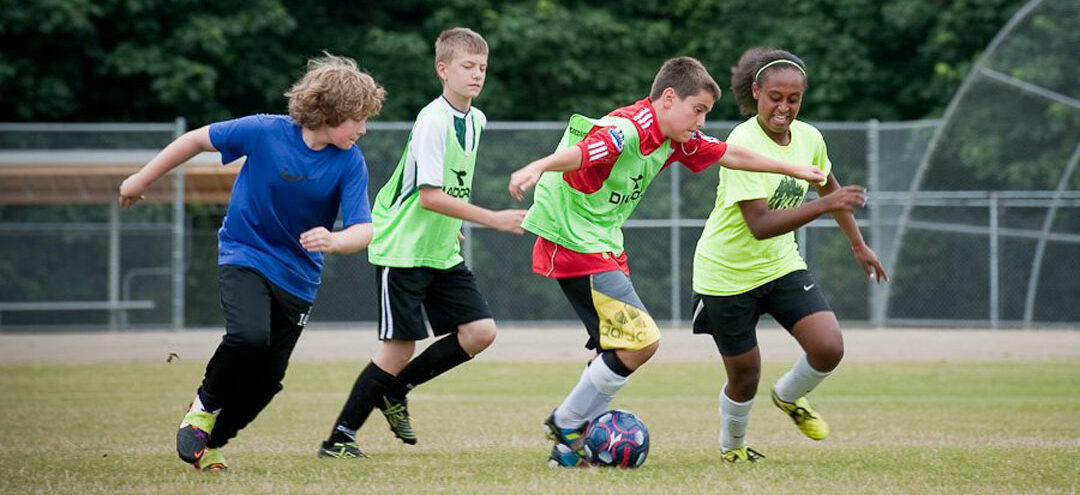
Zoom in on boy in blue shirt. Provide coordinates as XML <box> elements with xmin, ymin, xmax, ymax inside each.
<box><xmin>118</xmin><ymin>53</ymin><xmax>386</xmax><ymax>471</ymax></box>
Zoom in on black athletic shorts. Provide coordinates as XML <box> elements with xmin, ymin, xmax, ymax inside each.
<box><xmin>219</xmin><ymin>264</ymin><xmax>313</xmax><ymax>346</ymax></box>
<box><xmin>691</xmin><ymin>269</ymin><xmax>831</xmax><ymax>356</ymax></box>
<box><xmin>375</xmin><ymin>262</ymin><xmax>493</xmax><ymax>341</ymax></box>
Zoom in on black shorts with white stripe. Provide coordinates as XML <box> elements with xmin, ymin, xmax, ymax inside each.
<box><xmin>374</xmin><ymin>262</ymin><xmax>493</xmax><ymax>341</ymax></box>
<box><xmin>690</xmin><ymin>269</ymin><xmax>831</xmax><ymax>356</ymax></box>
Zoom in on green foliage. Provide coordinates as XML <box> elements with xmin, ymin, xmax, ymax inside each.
<box><xmin>0</xmin><ymin>0</ymin><xmax>1028</xmax><ymax>124</ymax></box>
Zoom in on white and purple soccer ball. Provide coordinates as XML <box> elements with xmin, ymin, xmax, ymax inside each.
<box><xmin>582</xmin><ymin>409</ymin><xmax>649</xmax><ymax>468</ymax></box>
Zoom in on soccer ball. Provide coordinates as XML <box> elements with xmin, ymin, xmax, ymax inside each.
<box><xmin>582</xmin><ymin>409</ymin><xmax>649</xmax><ymax>468</ymax></box>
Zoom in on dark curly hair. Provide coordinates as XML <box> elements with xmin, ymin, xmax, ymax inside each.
<box><xmin>730</xmin><ymin>47</ymin><xmax>807</xmax><ymax>117</ymax></box>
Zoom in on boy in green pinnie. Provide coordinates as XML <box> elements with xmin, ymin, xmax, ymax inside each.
<box><xmin>508</xmin><ymin>57</ymin><xmax>825</xmax><ymax>467</ymax></box>
<box><xmin>318</xmin><ymin>27</ymin><xmax>526</xmax><ymax>458</ymax></box>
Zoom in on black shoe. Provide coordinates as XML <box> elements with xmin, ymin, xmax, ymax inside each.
<box><xmin>317</xmin><ymin>440</ymin><xmax>367</xmax><ymax>459</ymax></box>
<box><xmin>378</xmin><ymin>395</ymin><xmax>417</xmax><ymax>445</ymax></box>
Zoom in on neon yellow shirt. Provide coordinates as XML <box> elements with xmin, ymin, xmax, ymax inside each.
<box><xmin>368</xmin><ymin>99</ymin><xmax>485</xmax><ymax>268</ymax></box>
<box><xmin>692</xmin><ymin>117</ymin><xmax>831</xmax><ymax>295</ymax></box>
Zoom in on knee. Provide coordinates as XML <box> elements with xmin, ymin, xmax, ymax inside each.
<box><xmin>639</xmin><ymin>339</ymin><xmax>660</xmax><ymax>361</ymax></box>
<box><xmin>254</xmin><ymin>381</ymin><xmax>285</xmax><ymax>399</ymax></box>
<box><xmin>459</xmin><ymin>319</ymin><xmax>496</xmax><ymax>354</ymax></box>
<box><xmin>727</xmin><ymin>369</ymin><xmax>760</xmax><ymax>399</ymax></box>
<box><xmin>262</xmin><ymin>365</ymin><xmax>289</xmax><ymax>388</ymax></box>
<box><xmin>374</xmin><ymin>340</ymin><xmax>415</xmax><ymax>373</ymax></box>
<box><xmin>621</xmin><ymin>340</ymin><xmax>659</xmax><ymax>370</ymax></box>
<box><xmin>810</xmin><ymin>339</ymin><xmax>844</xmax><ymax>372</ymax></box>
<box><xmin>223</xmin><ymin>330</ymin><xmax>269</xmax><ymax>351</ymax></box>
<box><xmin>631</xmin><ymin>339</ymin><xmax>660</xmax><ymax>363</ymax></box>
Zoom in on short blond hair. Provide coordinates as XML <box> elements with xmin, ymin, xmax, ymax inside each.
<box><xmin>649</xmin><ymin>57</ymin><xmax>722</xmax><ymax>102</ymax></box>
<box><xmin>434</xmin><ymin>27</ymin><xmax>488</xmax><ymax>70</ymax></box>
<box><xmin>285</xmin><ymin>52</ymin><xmax>386</xmax><ymax>128</ymax></box>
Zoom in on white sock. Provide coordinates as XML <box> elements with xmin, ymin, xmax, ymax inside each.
<box><xmin>190</xmin><ymin>393</ymin><xmax>220</xmax><ymax>416</ymax></box>
<box><xmin>774</xmin><ymin>354</ymin><xmax>832</xmax><ymax>402</ymax></box>
<box><xmin>554</xmin><ymin>358</ymin><xmax>629</xmax><ymax>430</ymax></box>
<box><xmin>719</xmin><ymin>387</ymin><xmax>753</xmax><ymax>452</ymax></box>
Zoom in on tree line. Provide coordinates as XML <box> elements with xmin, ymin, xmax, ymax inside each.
<box><xmin>2</xmin><ymin>0</ymin><xmax>1025</xmax><ymax>125</ymax></box>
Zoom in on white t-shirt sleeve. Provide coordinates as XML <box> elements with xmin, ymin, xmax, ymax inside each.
<box><xmin>411</xmin><ymin>113</ymin><xmax>447</xmax><ymax>188</ymax></box>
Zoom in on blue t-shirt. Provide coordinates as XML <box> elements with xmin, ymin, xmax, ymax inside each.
<box><xmin>210</xmin><ymin>114</ymin><xmax>372</xmax><ymax>302</ymax></box>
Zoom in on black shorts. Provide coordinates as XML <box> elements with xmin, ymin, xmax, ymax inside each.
<box><xmin>219</xmin><ymin>265</ymin><xmax>313</xmax><ymax>346</ymax></box>
<box><xmin>691</xmin><ymin>270</ymin><xmax>831</xmax><ymax>356</ymax></box>
<box><xmin>375</xmin><ymin>263</ymin><xmax>493</xmax><ymax>341</ymax></box>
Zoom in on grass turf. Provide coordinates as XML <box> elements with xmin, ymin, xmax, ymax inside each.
<box><xmin>1</xmin><ymin>359</ymin><xmax>1078</xmax><ymax>494</ymax></box>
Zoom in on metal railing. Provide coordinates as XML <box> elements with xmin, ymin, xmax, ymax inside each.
<box><xmin>2</xmin><ymin>119</ymin><xmax>1079</xmax><ymax>329</ymax></box>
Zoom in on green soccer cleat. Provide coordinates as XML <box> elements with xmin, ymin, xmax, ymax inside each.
<box><xmin>771</xmin><ymin>388</ymin><xmax>830</xmax><ymax>440</ymax></box>
<box><xmin>720</xmin><ymin>446</ymin><xmax>765</xmax><ymax>463</ymax></box>
<box><xmin>378</xmin><ymin>395</ymin><xmax>417</xmax><ymax>445</ymax></box>
<box><xmin>192</xmin><ymin>448</ymin><xmax>228</xmax><ymax>471</ymax></box>
<box><xmin>176</xmin><ymin>408</ymin><xmax>217</xmax><ymax>465</ymax></box>
<box><xmin>317</xmin><ymin>440</ymin><xmax>368</xmax><ymax>459</ymax></box>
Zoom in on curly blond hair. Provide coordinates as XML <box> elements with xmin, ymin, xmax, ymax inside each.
<box><xmin>285</xmin><ymin>52</ymin><xmax>387</xmax><ymax>128</ymax></box>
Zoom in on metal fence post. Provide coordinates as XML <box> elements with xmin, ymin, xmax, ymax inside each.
<box><xmin>670</xmin><ymin>165</ymin><xmax>681</xmax><ymax>326</ymax></box>
<box><xmin>108</xmin><ymin>200</ymin><xmax>120</xmax><ymax>330</ymax></box>
<box><xmin>867</xmin><ymin>119</ymin><xmax>885</xmax><ymax>328</ymax></box>
<box><xmin>797</xmin><ymin>226</ymin><xmax>808</xmax><ymax>261</ymax></box>
<box><xmin>172</xmin><ymin>117</ymin><xmax>186</xmax><ymax>330</ymax></box>
<box><xmin>989</xmin><ymin>192</ymin><xmax>1000</xmax><ymax>329</ymax></box>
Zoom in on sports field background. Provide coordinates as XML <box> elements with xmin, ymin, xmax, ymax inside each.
<box><xmin>3</xmin><ymin>325</ymin><xmax>1080</xmax><ymax>363</ymax></box>
<box><xmin>2</xmin><ymin>326</ymin><xmax>1079</xmax><ymax>494</ymax></box>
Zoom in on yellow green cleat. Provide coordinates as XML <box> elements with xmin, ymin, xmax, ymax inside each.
<box><xmin>771</xmin><ymin>388</ymin><xmax>829</xmax><ymax>440</ymax></box>
<box><xmin>720</xmin><ymin>446</ymin><xmax>765</xmax><ymax>463</ymax></box>
<box><xmin>192</xmin><ymin>448</ymin><xmax>227</xmax><ymax>471</ymax></box>
<box><xmin>176</xmin><ymin>409</ymin><xmax>216</xmax><ymax>464</ymax></box>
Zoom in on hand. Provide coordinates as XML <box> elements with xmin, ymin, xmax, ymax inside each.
<box><xmin>118</xmin><ymin>173</ymin><xmax>149</xmax><ymax>208</ymax></box>
<box><xmin>509</xmin><ymin>164</ymin><xmax>542</xmax><ymax>201</ymax></box>
<box><xmin>790</xmin><ymin>165</ymin><xmax>826</xmax><ymax>183</ymax></box>
<box><xmin>822</xmin><ymin>185</ymin><xmax>867</xmax><ymax>213</ymax></box>
<box><xmin>300</xmin><ymin>227</ymin><xmax>338</xmax><ymax>253</ymax></box>
<box><xmin>852</xmin><ymin>243</ymin><xmax>888</xmax><ymax>283</ymax></box>
<box><xmin>489</xmin><ymin>209</ymin><xmax>527</xmax><ymax>234</ymax></box>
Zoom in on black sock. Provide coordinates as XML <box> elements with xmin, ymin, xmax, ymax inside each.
<box><xmin>387</xmin><ymin>334</ymin><xmax>472</xmax><ymax>399</ymax></box>
<box><xmin>328</xmin><ymin>361</ymin><xmax>395</xmax><ymax>444</ymax></box>
<box><xmin>600</xmin><ymin>350</ymin><xmax>633</xmax><ymax>377</ymax></box>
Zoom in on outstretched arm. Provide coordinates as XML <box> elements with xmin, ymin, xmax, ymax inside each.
<box><xmin>719</xmin><ymin>143</ymin><xmax>825</xmax><ymax>183</ymax></box>
<box><xmin>508</xmin><ymin>146</ymin><xmax>583</xmax><ymax>201</ymax></box>
<box><xmin>119</xmin><ymin>126</ymin><xmax>215</xmax><ymax>208</ymax></box>
<box><xmin>419</xmin><ymin>187</ymin><xmax>526</xmax><ymax>234</ymax></box>
<box><xmin>816</xmin><ymin>174</ymin><xmax>888</xmax><ymax>282</ymax></box>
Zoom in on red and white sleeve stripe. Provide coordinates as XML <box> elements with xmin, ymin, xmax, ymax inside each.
<box><xmin>575</xmin><ymin>126</ymin><xmax>622</xmax><ymax>170</ymax></box>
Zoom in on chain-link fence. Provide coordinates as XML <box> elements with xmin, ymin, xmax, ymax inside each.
<box><xmin>2</xmin><ymin>116</ymin><xmax>1079</xmax><ymax>330</ymax></box>
<box><xmin>0</xmin><ymin>122</ymin><xmax>185</xmax><ymax>330</ymax></box>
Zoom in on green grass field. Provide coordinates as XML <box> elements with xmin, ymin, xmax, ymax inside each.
<box><xmin>2</xmin><ymin>359</ymin><xmax>1078</xmax><ymax>494</ymax></box>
